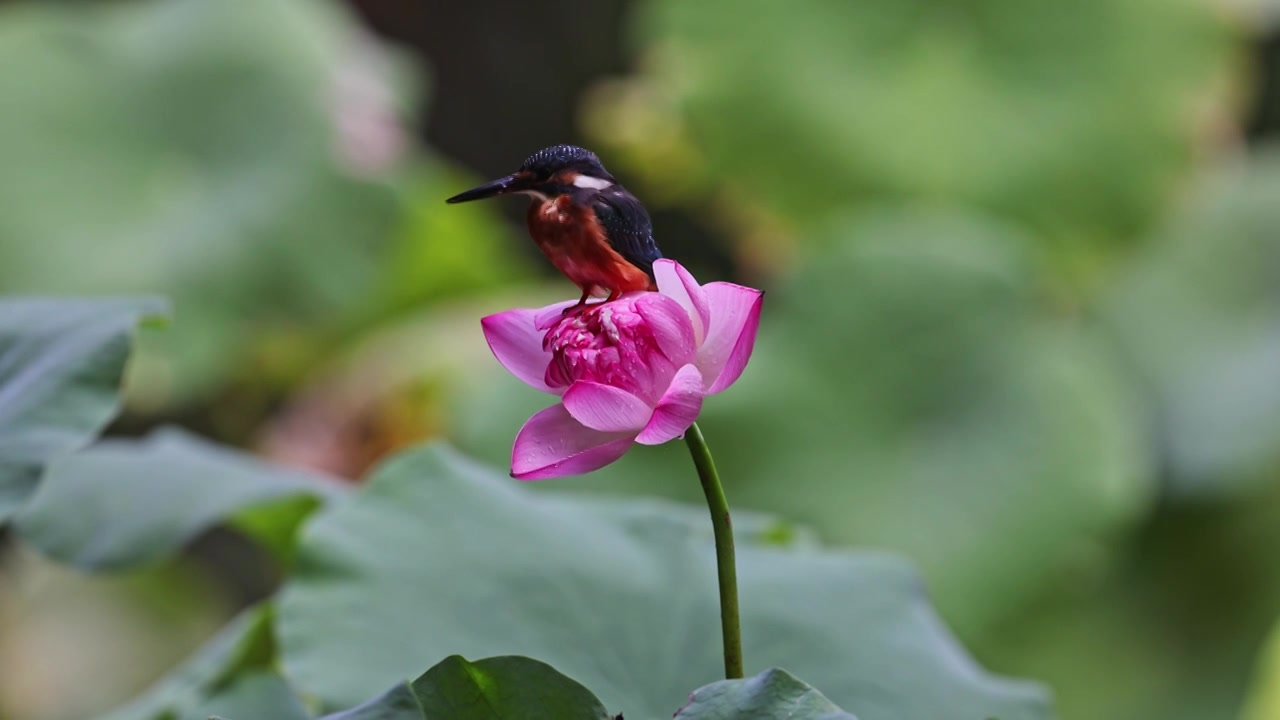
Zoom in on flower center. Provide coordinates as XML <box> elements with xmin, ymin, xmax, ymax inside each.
<box><xmin>542</xmin><ymin>299</ymin><xmax>673</xmax><ymax>399</ymax></box>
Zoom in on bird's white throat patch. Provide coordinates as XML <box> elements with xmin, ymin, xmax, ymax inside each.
<box><xmin>571</xmin><ymin>174</ymin><xmax>614</xmax><ymax>190</ymax></box>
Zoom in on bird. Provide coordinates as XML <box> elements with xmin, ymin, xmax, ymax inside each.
<box><xmin>446</xmin><ymin>145</ymin><xmax>662</xmax><ymax>309</ymax></box>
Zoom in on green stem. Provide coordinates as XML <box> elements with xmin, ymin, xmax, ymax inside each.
<box><xmin>684</xmin><ymin>422</ymin><xmax>744</xmax><ymax>679</ymax></box>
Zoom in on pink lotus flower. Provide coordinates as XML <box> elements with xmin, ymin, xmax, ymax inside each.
<box><xmin>482</xmin><ymin>259</ymin><xmax>764</xmax><ymax>479</ymax></box>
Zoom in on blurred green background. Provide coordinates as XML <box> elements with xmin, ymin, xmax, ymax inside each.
<box><xmin>1</xmin><ymin>0</ymin><xmax>1279</xmax><ymax>718</ymax></box>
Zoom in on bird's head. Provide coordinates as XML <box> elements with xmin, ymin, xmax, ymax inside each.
<box><xmin>445</xmin><ymin>144</ymin><xmax>616</xmax><ymax>204</ymax></box>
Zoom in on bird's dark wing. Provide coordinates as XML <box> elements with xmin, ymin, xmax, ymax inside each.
<box><xmin>592</xmin><ymin>188</ymin><xmax>662</xmax><ymax>279</ymax></box>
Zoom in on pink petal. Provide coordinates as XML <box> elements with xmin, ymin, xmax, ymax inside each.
<box><xmin>562</xmin><ymin>381</ymin><xmax>653</xmax><ymax>432</ymax></box>
<box><xmin>533</xmin><ymin>299</ymin><xmax>588</xmax><ymax>331</ymax></box>
<box><xmin>511</xmin><ymin>404</ymin><xmax>636</xmax><ymax>480</ymax></box>
<box><xmin>636</xmin><ymin>364</ymin><xmax>704</xmax><ymax>445</ymax></box>
<box><xmin>633</xmin><ymin>293</ymin><xmax>697</xmax><ymax>367</ymax></box>
<box><xmin>481</xmin><ymin>309</ymin><xmax>555</xmax><ymax>393</ymax></box>
<box><xmin>696</xmin><ymin>283</ymin><xmax>764</xmax><ymax>394</ymax></box>
<box><xmin>654</xmin><ymin>259</ymin><xmax>710</xmax><ymax>343</ymax></box>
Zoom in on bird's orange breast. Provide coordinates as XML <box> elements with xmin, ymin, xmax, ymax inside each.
<box><xmin>526</xmin><ymin>196</ymin><xmax>652</xmax><ymax>296</ymax></box>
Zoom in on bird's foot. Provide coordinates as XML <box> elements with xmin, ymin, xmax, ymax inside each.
<box><xmin>562</xmin><ymin>288</ymin><xmax>624</xmax><ymax>315</ymax></box>
<box><xmin>563</xmin><ymin>290</ymin><xmax>593</xmax><ymax>316</ymax></box>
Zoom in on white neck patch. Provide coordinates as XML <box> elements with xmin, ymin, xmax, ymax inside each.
<box><xmin>572</xmin><ymin>174</ymin><xmax>614</xmax><ymax>190</ymax></box>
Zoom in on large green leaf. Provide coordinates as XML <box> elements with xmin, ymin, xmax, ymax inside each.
<box><xmin>409</xmin><ymin>656</ymin><xmax>609</xmax><ymax>720</ymax></box>
<box><xmin>0</xmin><ymin>297</ymin><xmax>164</xmax><ymax>523</ymax></box>
<box><xmin>321</xmin><ymin>656</ymin><xmax>612</xmax><ymax>720</ymax></box>
<box><xmin>674</xmin><ymin>669</ymin><xmax>856</xmax><ymax>719</ymax></box>
<box><xmin>276</xmin><ymin>444</ymin><xmax>1049</xmax><ymax>720</ymax></box>
<box><xmin>454</xmin><ymin>210</ymin><xmax>1149</xmax><ymax>635</ymax></box>
<box><xmin>604</xmin><ymin>0</ymin><xmax>1228</xmax><ymax>250</ymax></box>
<box><xmin>321</xmin><ymin>684</ymin><xmax>425</xmax><ymax>720</ymax></box>
<box><xmin>15</xmin><ymin>428</ymin><xmax>344</xmax><ymax>570</ymax></box>
<box><xmin>320</xmin><ymin>659</ymin><xmax>855</xmax><ymax>720</ymax></box>
<box><xmin>1103</xmin><ymin>152</ymin><xmax>1280</xmax><ymax>494</ymax></box>
<box><xmin>191</xmin><ymin>672</ymin><xmax>309</xmax><ymax>720</ymax></box>
<box><xmin>0</xmin><ymin>0</ymin><xmax>402</xmax><ymax>399</ymax></box>
<box><xmin>100</xmin><ymin>604</ymin><xmax>276</xmax><ymax>720</ymax></box>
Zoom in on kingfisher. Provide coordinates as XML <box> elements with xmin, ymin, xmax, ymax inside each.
<box><xmin>446</xmin><ymin>145</ymin><xmax>662</xmax><ymax>308</ymax></box>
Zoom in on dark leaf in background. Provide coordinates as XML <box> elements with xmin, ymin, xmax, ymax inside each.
<box><xmin>276</xmin><ymin>444</ymin><xmax>1049</xmax><ymax>720</ymax></box>
<box><xmin>1103</xmin><ymin>151</ymin><xmax>1280</xmax><ymax>495</ymax></box>
<box><xmin>0</xmin><ymin>297</ymin><xmax>165</xmax><ymax>523</ymax></box>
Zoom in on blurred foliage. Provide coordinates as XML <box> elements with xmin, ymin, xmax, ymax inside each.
<box><xmin>978</xmin><ymin>476</ymin><xmax>1280</xmax><ymax>720</ymax></box>
<box><xmin>376</xmin><ymin>166</ymin><xmax>525</xmax><ymax>316</ymax></box>
<box><xmin>0</xmin><ymin>0</ymin><xmax>396</xmax><ymax>400</ymax></box>
<box><xmin>0</xmin><ymin>298</ymin><xmax>164</xmax><ymax>522</ymax></box>
<box><xmin>98</xmin><ymin>604</ymin><xmax>277</xmax><ymax>720</ymax></box>
<box><xmin>0</xmin><ymin>548</ymin><xmax>230</xmax><ymax>720</ymax></box>
<box><xmin>2</xmin><ymin>0</ymin><xmax>1280</xmax><ymax>719</ymax></box>
<box><xmin>0</xmin><ymin>0</ymin><xmax>525</xmax><ymax>411</ymax></box>
<box><xmin>183</xmin><ymin>673</ymin><xmax>310</xmax><ymax>720</ymax></box>
<box><xmin>588</xmin><ymin>0</ymin><xmax>1233</xmax><ymax>275</ymax></box>
<box><xmin>1103</xmin><ymin>152</ymin><xmax>1280</xmax><ymax>494</ymax></box>
<box><xmin>16</xmin><ymin>430</ymin><xmax>344</xmax><ymax>570</ymax></box>
<box><xmin>1245</xmin><ymin>619</ymin><xmax>1280</xmax><ymax>720</ymax></box>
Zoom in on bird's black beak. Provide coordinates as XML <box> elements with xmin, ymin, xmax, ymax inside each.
<box><xmin>445</xmin><ymin>173</ymin><xmax>527</xmax><ymax>204</ymax></box>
